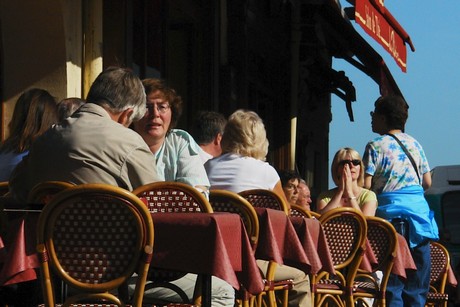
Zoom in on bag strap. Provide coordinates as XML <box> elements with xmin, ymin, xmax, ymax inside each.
<box><xmin>387</xmin><ymin>133</ymin><xmax>421</xmax><ymax>182</ymax></box>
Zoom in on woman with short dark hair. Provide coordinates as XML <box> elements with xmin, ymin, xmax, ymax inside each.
<box><xmin>363</xmin><ymin>94</ymin><xmax>439</xmax><ymax>307</ymax></box>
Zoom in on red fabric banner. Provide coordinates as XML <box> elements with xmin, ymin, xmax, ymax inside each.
<box><xmin>355</xmin><ymin>0</ymin><xmax>408</xmax><ymax>72</ymax></box>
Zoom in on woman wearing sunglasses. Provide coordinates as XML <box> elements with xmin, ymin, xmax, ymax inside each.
<box><xmin>316</xmin><ymin>147</ymin><xmax>377</xmax><ymax>216</ymax></box>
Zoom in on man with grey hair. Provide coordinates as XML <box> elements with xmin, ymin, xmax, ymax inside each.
<box><xmin>10</xmin><ymin>67</ymin><xmax>160</xmax><ymax>202</ymax></box>
<box><xmin>297</xmin><ymin>179</ymin><xmax>312</xmax><ymax>211</ymax></box>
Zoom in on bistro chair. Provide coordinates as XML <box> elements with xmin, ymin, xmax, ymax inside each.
<box><xmin>133</xmin><ymin>181</ymin><xmax>213</xmax><ymax>306</ymax></box>
<box><xmin>132</xmin><ymin>181</ymin><xmax>213</xmax><ymax>214</ymax></box>
<box><xmin>234</xmin><ymin>190</ymin><xmax>294</xmax><ymax>307</ymax></box>
<box><xmin>209</xmin><ymin>189</ymin><xmax>293</xmax><ymax>307</ymax></box>
<box><xmin>312</xmin><ymin>207</ymin><xmax>367</xmax><ymax>307</ymax></box>
<box><xmin>289</xmin><ymin>204</ymin><xmax>313</xmax><ymax>219</ymax></box>
<box><xmin>36</xmin><ymin>183</ymin><xmax>154</xmax><ymax>307</ymax></box>
<box><xmin>209</xmin><ymin>189</ymin><xmax>260</xmax><ymax>307</ymax></box>
<box><xmin>0</xmin><ymin>181</ymin><xmax>9</xmax><ymax>197</ymax></box>
<box><xmin>239</xmin><ymin>189</ymin><xmax>289</xmax><ymax>215</ymax></box>
<box><xmin>425</xmin><ymin>241</ymin><xmax>451</xmax><ymax>307</ymax></box>
<box><xmin>353</xmin><ymin>216</ymin><xmax>398</xmax><ymax>307</ymax></box>
<box><xmin>28</xmin><ymin>181</ymin><xmax>75</xmax><ymax>204</ymax></box>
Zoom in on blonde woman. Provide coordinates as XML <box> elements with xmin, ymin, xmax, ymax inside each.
<box><xmin>205</xmin><ymin>109</ymin><xmax>310</xmax><ymax>307</ymax></box>
<box><xmin>205</xmin><ymin>109</ymin><xmax>286</xmax><ymax>200</ymax></box>
<box><xmin>317</xmin><ymin>147</ymin><xmax>377</xmax><ymax>216</ymax></box>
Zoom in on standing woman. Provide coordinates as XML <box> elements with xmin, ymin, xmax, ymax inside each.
<box><xmin>363</xmin><ymin>95</ymin><xmax>438</xmax><ymax>307</ymax></box>
<box><xmin>317</xmin><ymin>147</ymin><xmax>377</xmax><ymax>216</ymax></box>
<box><xmin>0</xmin><ymin>89</ymin><xmax>58</xmax><ymax>181</ymax></box>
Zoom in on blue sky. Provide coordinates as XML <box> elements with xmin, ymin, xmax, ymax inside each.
<box><xmin>329</xmin><ymin>1</ymin><xmax>460</xmax><ymax>187</ymax></box>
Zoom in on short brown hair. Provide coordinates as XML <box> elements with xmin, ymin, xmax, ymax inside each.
<box><xmin>142</xmin><ymin>78</ymin><xmax>183</xmax><ymax>131</ymax></box>
<box><xmin>374</xmin><ymin>95</ymin><xmax>409</xmax><ymax>131</ymax></box>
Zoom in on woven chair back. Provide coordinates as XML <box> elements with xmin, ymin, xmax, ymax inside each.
<box><xmin>132</xmin><ymin>181</ymin><xmax>213</xmax><ymax>213</ymax></box>
<box><xmin>239</xmin><ymin>189</ymin><xmax>289</xmax><ymax>215</ymax></box>
<box><xmin>37</xmin><ymin>183</ymin><xmax>154</xmax><ymax>306</ymax></box>
<box><xmin>289</xmin><ymin>204</ymin><xmax>312</xmax><ymax>218</ymax></box>
<box><xmin>28</xmin><ymin>181</ymin><xmax>75</xmax><ymax>204</ymax></box>
<box><xmin>319</xmin><ymin>208</ymin><xmax>368</xmax><ymax>269</ymax></box>
<box><xmin>209</xmin><ymin>189</ymin><xmax>259</xmax><ymax>249</ymax></box>
<box><xmin>0</xmin><ymin>181</ymin><xmax>8</xmax><ymax>197</ymax></box>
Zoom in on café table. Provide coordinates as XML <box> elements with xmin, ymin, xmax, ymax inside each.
<box><xmin>151</xmin><ymin>212</ymin><xmax>264</xmax><ymax>306</ymax></box>
<box><xmin>0</xmin><ymin>208</ymin><xmax>41</xmax><ymax>286</ymax></box>
<box><xmin>390</xmin><ymin>236</ymin><xmax>457</xmax><ymax>287</ymax></box>
<box><xmin>253</xmin><ymin>207</ymin><xmax>319</xmax><ymax>274</ymax></box>
<box><xmin>289</xmin><ymin>216</ymin><xmax>335</xmax><ymax>274</ymax></box>
<box><xmin>0</xmin><ymin>204</ymin><xmax>264</xmax><ymax>307</ymax></box>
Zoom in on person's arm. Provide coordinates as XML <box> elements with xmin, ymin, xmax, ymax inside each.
<box><xmin>361</xmin><ymin>199</ymin><xmax>377</xmax><ymax>216</ymax></box>
<box><xmin>125</xmin><ymin>146</ymin><xmax>162</xmax><ymax>190</ymax></box>
<box><xmin>422</xmin><ymin>171</ymin><xmax>432</xmax><ymax>191</ymax></box>
<box><xmin>363</xmin><ymin>174</ymin><xmax>373</xmax><ymax>189</ymax></box>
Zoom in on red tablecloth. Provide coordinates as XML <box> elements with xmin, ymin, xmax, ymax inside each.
<box><xmin>0</xmin><ymin>211</ymin><xmax>40</xmax><ymax>285</ymax></box>
<box><xmin>253</xmin><ymin>208</ymin><xmax>312</xmax><ymax>273</ymax></box>
<box><xmin>358</xmin><ymin>232</ymin><xmax>415</xmax><ymax>279</ymax></box>
<box><xmin>0</xmin><ymin>210</ymin><xmax>265</xmax><ymax>297</ymax></box>
<box><xmin>151</xmin><ymin>212</ymin><xmax>264</xmax><ymax>295</ymax></box>
<box><xmin>289</xmin><ymin>216</ymin><xmax>335</xmax><ymax>274</ymax></box>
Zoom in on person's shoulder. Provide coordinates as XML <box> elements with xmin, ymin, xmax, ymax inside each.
<box><xmin>360</xmin><ymin>188</ymin><xmax>377</xmax><ymax>199</ymax></box>
<box><xmin>399</xmin><ymin>132</ymin><xmax>421</xmax><ymax>143</ymax></box>
<box><xmin>167</xmin><ymin>129</ymin><xmax>195</xmax><ymax>143</ymax></box>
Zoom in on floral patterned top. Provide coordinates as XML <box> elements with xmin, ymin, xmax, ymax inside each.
<box><xmin>363</xmin><ymin>133</ymin><xmax>430</xmax><ymax>194</ymax></box>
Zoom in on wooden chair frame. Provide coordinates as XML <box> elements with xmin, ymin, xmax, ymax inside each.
<box><xmin>426</xmin><ymin>241</ymin><xmax>451</xmax><ymax>307</ymax></box>
<box><xmin>209</xmin><ymin>190</ymin><xmax>260</xmax><ymax>307</ymax></box>
<box><xmin>133</xmin><ymin>181</ymin><xmax>213</xmax><ymax>306</ymax></box>
<box><xmin>28</xmin><ymin>180</ymin><xmax>75</xmax><ymax>204</ymax></box>
<box><xmin>289</xmin><ymin>204</ymin><xmax>313</xmax><ymax>218</ymax></box>
<box><xmin>132</xmin><ymin>181</ymin><xmax>213</xmax><ymax>214</ymax></box>
<box><xmin>210</xmin><ymin>189</ymin><xmax>293</xmax><ymax>307</ymax></box>
<box><xmin>353</xmin><ymin>216</ymin><xmax>398</xmax><ymax>307</ymax></box>
<box><xmin>239</xmin><ymin>189</ymin><xmax>289</xmax><ymax>215</ymax></box>
<box><xmin>0</xmin><ymin>181</ymin><xmax>9</xmax><ymax>197</ymax></box>
<box><xmin>36</xmin><ymin>183</ymin><xmax>154</xmax><ymax>307</ymax></box>
<box><xmin>313</xmin><ymin>207</ymin><xmax>368</xmax><ymax>307</ymax></box>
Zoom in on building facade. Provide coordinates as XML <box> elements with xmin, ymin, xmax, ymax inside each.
<box><xmin>0</xmin><ymin>0</ymin><xmax>403</xmax><ymax>197</ymax></box>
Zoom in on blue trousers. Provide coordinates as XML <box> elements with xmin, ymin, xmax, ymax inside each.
<box><xmin>386</xmin><ymin>241</ymin><xmax>431</xmax><ymax>307</ymax></box>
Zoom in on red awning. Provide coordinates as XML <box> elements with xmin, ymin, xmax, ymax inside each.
<box><xmin>354</xmin><ymin>0</ymin><xmax>415</xmax><ymax>72</ymax></box>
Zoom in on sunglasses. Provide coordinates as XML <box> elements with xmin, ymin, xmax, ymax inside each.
<box><xmin>339</xmin><ymin>159</ymin><xmax>361</xmax><ymax>167</ymax></box>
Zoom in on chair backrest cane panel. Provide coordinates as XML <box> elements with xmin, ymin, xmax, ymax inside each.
<box><xmin>36</xmin><ymin>183</ymin><xmax>154</xmax><ymax>306</ymax></box>
<box><xmin>314</xmin><ymin>207</ymin><xmax>368</xmax><ymax>307</ymax></box>
<box><xmin>132</xmin><ymin>181</ymin><xmax>213</xmax><ymax>214</ymax></box>
<box><xmin>289</xmin><ymin>204</ymin><xmax>313</xmax><ymax>219</ymax></box>
<box><xmin>209</xmin><ymin>189</ymin><xmax>259</xmax><ymax>249</ymax></box>
<box><xmin>239</xmin><ymin>189</ymin><xmax>289</xmax><ymax>215</ymax></box>
<box><xmin>426</xmin><ymin>241</ymin><xmax>451</xmax><ymax>307</ymax></box>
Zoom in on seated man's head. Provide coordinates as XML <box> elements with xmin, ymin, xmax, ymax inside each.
<box><xmin>296</xmin><ymin>179</ymin><xmax>312</xmax><ymax>210</ymax></box>
<box><xmin>278</xmin><ymin>170</ymin><xmax>301</xmax><ymax>206</ymax></box>
<box><xmin>86</xmin><ymin>67</ymin><xmax>146</xmax><ymax>126</ymax></box>
<box><xmin>192</xmin><ymin>111</ymin><xmax>227</xmax><ymax>157</ymax></box>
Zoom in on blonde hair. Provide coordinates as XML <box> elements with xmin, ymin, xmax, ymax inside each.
<box><xmin>331</xmin><ymin>147</ymin><xmax>364</xmax><ymax>187</ymax></box>
<box><xmin>221</xmin><ymin>109</ymin><xmax>269</xmax><ymax>161</ymax></box>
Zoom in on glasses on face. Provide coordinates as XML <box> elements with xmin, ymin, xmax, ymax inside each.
<box><xmin>339</xmin><ymin>159</ymin><xmax>361</xmax><ymax>167</ymax></box>
<box><xmin>146</xmin><ymin>102</ymin><xmax>170</xmax><ymax>115</ymax></box>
